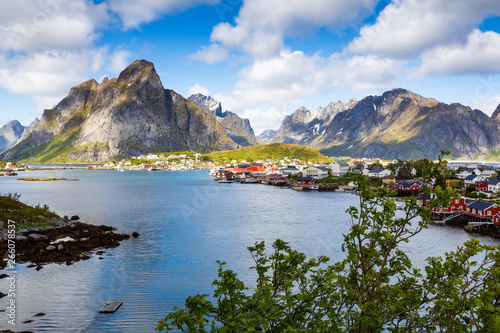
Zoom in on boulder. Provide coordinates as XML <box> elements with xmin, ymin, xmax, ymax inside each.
<box><xmin>57</xmin><ymin>244</ymin><xmax>64</xmax><ymax>251</ymax></box>
<box><xmin>28</xmin><ymin>234</ymin><xmax>48</xmax><ymax>242</ymax></box>
<box><xmin>15</xmin><ymin>235</ymin><xmax>28</xmax><ymax>242</ymax></box>
<box><xmin>70</xmin><ymin>215</ymin><xmax>80</xmax><ymax>221</ymax></box>
<box><xmin>132</xmin><ymin>232</ymin><xmax>140</xmax><ymax>238</ymax></box>
<box><xmin>46</xmin><ymin>245</ymin><xmax>56</xmax><ymax>252</ymax></box>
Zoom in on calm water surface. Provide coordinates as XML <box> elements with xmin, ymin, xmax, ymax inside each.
<box><xmin>0</xmin><ymin>170</ymin><xmax>497</xmax><ymax>332</ymax></box>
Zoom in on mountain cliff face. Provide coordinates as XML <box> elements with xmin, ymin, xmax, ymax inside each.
<box><xmin>188</xmin><ymin>94</ymin><xmax>257</xmax><ymax>146</ymax></box>
<box><xmin>272</xmin><ymin>89</ymin><xmax>500</xmax><ymax>159</ymax></box>
<box><xmin>1</xmin><ymin>60</ymin><xmax>237</xmax><ymax>162</ymax></box>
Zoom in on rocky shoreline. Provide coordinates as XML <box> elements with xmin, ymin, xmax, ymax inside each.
<box><xmin>0</xmin><ymin>219</ymin><xmax>138</xmax><ymax>270</ymax></box>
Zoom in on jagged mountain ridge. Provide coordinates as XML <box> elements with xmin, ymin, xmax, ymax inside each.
<box><xmin>187</xmin><ymin>94</ymin><xmax>257</xmax><ymax>146</ymax></box>
<box><xmin>0</xmin><ymin>119</ymin><xmax>39</xmax><ymax>153</ymax></box>
<box><xmin>1</xmin><ymin>60</ymin><xmax>237</xmax><ymax>162</ymax></box>
<box><xmin>272</xmin><ymin>88</ymin><xmax>500</xmax><ymax>159</ymax></box>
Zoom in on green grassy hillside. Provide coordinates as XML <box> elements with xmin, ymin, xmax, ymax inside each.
<box><xmin>204</xmin><ymin>143</ymin><xmax>330</xmax><ymax>163</ymax></box>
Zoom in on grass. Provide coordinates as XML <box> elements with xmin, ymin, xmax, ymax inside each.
<box><xmin>0</xmin><ymin>193</ymin><xmax>61</xmax><ymax>229</ymax></box>
<box><xmin>203</xmin><ymin>143</ymin><xmax>331</xmax><ymax>163</ymax></box>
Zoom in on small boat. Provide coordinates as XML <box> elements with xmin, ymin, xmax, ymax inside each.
<box><xmin>244</xmin><ymin>178</ymin><xmax>258</xmax><ymax>183</ymax></box>
<box><xmin>261</xmin><ymin>181</ymin><xmax>269</xmax><ymax>185</ymax></box>
<box><xmin>309</xmin><ymin>185</ymin><xmax>319</xmax><ymax>191</ymax></box>
<box><xmin>218</xmin><ymin>179</ymin><xmax>232</xmax><ymax>183</ymax></box>
<box><xmin>291</xmin><ymin>186</ymin><xmax>303</xmax><ymax>191</ymax></box>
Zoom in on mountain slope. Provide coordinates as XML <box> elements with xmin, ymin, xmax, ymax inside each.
<box><xmin>1</xmin><ymin>60</ymin><xmax>237</xmax><ymax>162</ymax></box>
<box><xmin>272</xmin><ymin>89</ymin><xmax>500</xmax><ymax>159</ymax></box>
<box><xmin>188</xmin><ymin>94</ymin><xmax>257</xmax><ymax>146</ymax></box>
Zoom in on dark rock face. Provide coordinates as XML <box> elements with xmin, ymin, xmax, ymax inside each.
<box><xmin>272</xmin><ymin>89</ymin><xmax>500</xmax><ymax>159</ymax></box>
<box><xmin>1</xmin><ymin>60</ymin><xmax>238</xmax><ymax>162</ymax></box>
<box><xmin>188</xmin><ymin>94</ymin><xmax>257</xmax><ymax>146</ymax></box>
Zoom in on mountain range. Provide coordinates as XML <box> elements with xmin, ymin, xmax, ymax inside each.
<box><xmin>1</xmin><ymin>59</ymin><xmax>500</xmax><ymax>162</ymax></box>
<box><xmin>272</xmin><ymin>89</ymin><xmax>500</xmax><ymax>160</ymax></box>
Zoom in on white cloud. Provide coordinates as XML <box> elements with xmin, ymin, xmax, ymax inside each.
<box><xmin>348</xmin><ymin>0</ymin><xmax>500</xmax><ymax>58</ymax></box>
<box><xmin>188</xmin><ymin>83</ymin><xmax>210</xmax><ymax>96</ymax></box>
<box><xmin>192</xmin><ymin>0</ymin><xmax>377</xmax><ymax>62</ymax></box>
<box><xmin>107</xmin><ymin>48</ymin><xmax>132</xmax><ymax>73</ymax></box>
<box><xmin>420</xmin><ymin>30</ymin><xmax>500</xmax><ymax>75</ymax></box>
<box><xmin>188</xmin><ymin>43</ymin><xmax>229</xmax><ymax>64</ymax></box>
<box><xmin>466</xmin><ymin>95</ymin><xmax>500</xmax><ymax>116</ymax></box>
<box><xmin>236</xmin><ymin>106</ymin><xmax>289</xmax><ymax>134</ymax></box>
<box><xmin>108</xmin><ymin>0</ymin><xmax>221</xmax><ymax>29</ymax></box>
<box><xmin>218</xmin><ymin>50</ymin><xmax>328</xmax><ymax>111</ymax></box>
<box><xmin>0</xmin><ymin>50</ymin><xmax>109</xmax><ymax>110</ymax></box>
<box><xmin>0</xmin><ymin>0</ymin><xmax>108</xmax><ymax>53</ymax></box>
<box><xmin>329</xmin><ymin>54</ymin><xmax>403</xmax><ymax>92</ymax></box>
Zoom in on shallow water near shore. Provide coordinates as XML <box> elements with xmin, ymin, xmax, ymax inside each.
<box><xmin>0</xmin><ymin>170</ymin><xmax>498</xmax><ymax>332</ymax></box>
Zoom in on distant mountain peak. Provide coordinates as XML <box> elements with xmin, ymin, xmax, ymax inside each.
<box><xmin>257</xmin><ymin>129</ymin><xmax>277</xmax><ymax>142</ymax></box>
<box><xmin>187</xmin><ymin>93</ymin><xmax>257</xmax><ymax>146</ymax></box>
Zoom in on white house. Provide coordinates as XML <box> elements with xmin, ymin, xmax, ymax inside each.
<box><xmin>329</xmin><ymin>161</ymin><xmax>350</xmax><ymax>177</ymax></box>
<box><xmin>366</xmin><ymin>168</ymin><xmax>392</xmax><ymax>178</ymax></box>
<box><xmin>464</xmin><ymin>174</ymin><xmax>483</xmax><ymax>187</ymax></box>
<box><xmin>488</xmin><ymin>178</ymin><xmax>500</xmax><ymax>193</ymax></box>
<box><xmin>480</xmin><ymin>170</ymin><xmax>497</xmax><ymax>178</ymax></box>
<box><xmin>457</xmin><ymin>168</ymin><xmax>480</xmax><ymax>179</ymax></box>
<box><xmin>302</xmin><ymin>166</ymin><xmax>329</xmax><ymax>179</ymax></box>
<box><xmin>278</xmin><ymin>166</ymin><xmax>301</xmax><ymax>176</ymax></box>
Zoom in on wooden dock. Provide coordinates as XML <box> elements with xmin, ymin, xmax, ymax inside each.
<box><xmin>99</xmin><ymin>301</ymin><xmax>123</xmax><ymax>313</ymax></box>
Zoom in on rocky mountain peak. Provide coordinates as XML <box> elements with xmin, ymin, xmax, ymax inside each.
<box><xmin>188</xmin><ymin>93</ymin><xmax>223</xmax><ymax>117</ymax></box>
<box><xmin>117</xmin><ymin>59</ymin><xmax>162</xmax><ymax>89</ymax></box>
<box><xmin>187</xmin><ymin>93</ymin><xmax>257</xmax><ymax>146</ymax></box>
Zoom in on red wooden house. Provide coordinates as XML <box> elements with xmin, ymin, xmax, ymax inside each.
<box><xmin>465</xmin><ymin>200</ymin><xmax>500</xmax><ymax>218</ymax></box>
<box><xmin>494</xmin><ymin>214</ymin><xmax>500</xmax><ymax>225</ymax></box>
<box><xmin>433</xmin><ymin>197</ymin><xmax>467</xmax><ymax>213</ymax></box>
<box><xmin>297</xmin><ymin>177</ymin><xmax>315</xmax><ymax>185</ymax></box>
<box><xmin>475</xmin><ymin>180</ymin><xmax>489</xmax><ymax>192</ymax></box>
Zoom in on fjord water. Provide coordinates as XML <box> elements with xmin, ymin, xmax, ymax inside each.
<box><xmin>0</xmin><ymin>170</ymin><xmax>497</xmax><ymax>332</ymax></box>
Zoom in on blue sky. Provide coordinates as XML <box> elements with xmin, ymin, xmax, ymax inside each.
<box><xmin>1</xmin><ymin>0</ymin><xmax>500</xmax><ymax>135</ymax></box>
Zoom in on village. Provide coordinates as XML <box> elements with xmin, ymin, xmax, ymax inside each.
<box><xmin>206</xmin><ymin>157</ymin><xmax>500</xmax><ymax>232</ymax></box>
<box><xmin>3</xmin><ymin>154</ymin><xmax>500</xmax><ymax>231</ymax></box>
